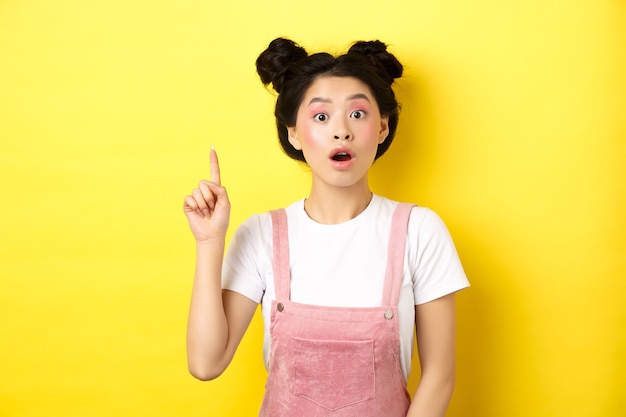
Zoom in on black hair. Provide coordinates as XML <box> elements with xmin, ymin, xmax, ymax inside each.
<box><xmin>256</xmin><ymin>38</ymin><xmax>403</xmax><ymax>162</ymax></box>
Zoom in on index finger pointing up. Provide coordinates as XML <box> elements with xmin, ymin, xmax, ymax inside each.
<box><xmin>210</xmin><ymin>146</ymin><xmax>221</xmax><ymax>185</ymax></box>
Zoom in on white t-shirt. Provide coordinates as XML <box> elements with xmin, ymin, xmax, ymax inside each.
<box><xmin>222</xmin><ymin>194</ymin><xmax>469</xmax><ymax>381</ymax></box>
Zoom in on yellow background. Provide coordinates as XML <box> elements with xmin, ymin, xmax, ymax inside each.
<box><xmin>1</xmin><ymin>1</ymin><xmax>624</xmax><ymax>416</ymax></box>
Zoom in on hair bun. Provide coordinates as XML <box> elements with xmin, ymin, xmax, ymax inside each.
<box><xmin>256</xmin><ymin>38</ymin><xmax>308</xmax><ymax>93</ymax></box>
<box><xmin>348</xmin><ymin>40</ymin><xmax>403</xmax><ymax>84</ymax></box>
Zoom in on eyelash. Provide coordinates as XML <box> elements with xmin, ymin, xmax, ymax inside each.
<box><xmin>351</xmin><ymin>110</ymin><xmax>366</xmax><ymax>119</ymax></box>
<box><xmin>313</xmin><ymin>110</ymin><xmax>366</xmax><ymax>122</ymax></box>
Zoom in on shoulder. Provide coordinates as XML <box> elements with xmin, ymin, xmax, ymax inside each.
<box><xmin>374</xmin><ymin>194</ymin><xmax>451</xmax><ymax>236</ymax></box>
<box><xmin>234</xmin><ymin>211</ymin><xmax>271</xmax><ymax>239</ymax></box>
<box><xmin>373</xmin><ymin>195</ymin><xmax>440</xmax><ymax>230</ymax></box>
<box><xmin>408</xmin><ymin>206</ymin><xmax>448</xmax><ymax>234</ymax></box>
<box><xmin>408</xmin><ymin>207</ymin><xmax>456</xmax><ymax>245</ymax></box>
<box><xmin>233</xmin><ymin>199</ymin><xmax>304</xmax><ymax>242</ymax></box>
<box><xmin>282</xmin><ymin>199</ymin><xmax>306</xmax><ymax>221</ymax></box>
<box><xmin>374</xmin><ymin>196</ymin><xmax>457</xmax><ymax>248</ymax></box>
<box><xmin>227</xmin><ymin>212</ymin><xmax>274</xmax><ymax>260</ymax></box>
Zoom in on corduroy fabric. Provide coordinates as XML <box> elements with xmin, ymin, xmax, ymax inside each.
<box><xmin>259</xmin><ymin>204</ymin><xmax>413</xmax><ymax>417</ymax></box>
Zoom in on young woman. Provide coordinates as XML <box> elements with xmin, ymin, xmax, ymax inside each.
<box><xmin>183</xmin><ymin>38</ymin><xmax>469</xmax><ymax>417</ymax></box>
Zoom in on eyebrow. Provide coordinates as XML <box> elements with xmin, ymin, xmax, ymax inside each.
<box><xmin>307</xmin><ymin>93</ymin><xmax>371</xmax><ymax>106</ymax></box>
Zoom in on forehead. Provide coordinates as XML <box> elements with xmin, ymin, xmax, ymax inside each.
<box><xmin>301</xmin><ymin>76</ymin><xmax>376</xmax><ymax>103</ymax></box>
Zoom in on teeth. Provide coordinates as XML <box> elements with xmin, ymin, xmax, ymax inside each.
<box><xmin>332</xmin><ymin>151</ymin><xmax>351</xmax><ymax>161</ymax></box>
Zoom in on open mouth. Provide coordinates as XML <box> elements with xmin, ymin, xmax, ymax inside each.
<box><xmin>331</xmin><ymin>152</ymin><xmax>352</xmax><ymax>162</ymax></box>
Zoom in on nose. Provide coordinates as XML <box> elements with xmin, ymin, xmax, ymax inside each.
<box><xmin>334</xmin><ymin>133</ymin><xmax>351</xmax><ymax>140</ymax></box>
<box><xmin>333</xmin><ymin>119</ymin><xmax>352</xmax><ymax>140</ymax></box>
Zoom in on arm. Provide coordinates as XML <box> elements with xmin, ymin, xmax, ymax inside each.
<box><xmin>406</xmin><ymin>293</ymin><xmax>457</xmax><ymax>417</ymax></box>
<box><xmin>183</xmin><ymin>148</ymin><xmax>258</xmax><ymax>381</ymax></box>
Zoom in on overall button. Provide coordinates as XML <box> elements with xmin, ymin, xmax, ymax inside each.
<box><xmin>277</xmin><ymin>303</ymin><xmax>284</xmax><ymax>312</ymax></box>
<box><xmin>384</xmin><ymin>309</ymin><xmax>394</xmax><ymax>319</ymax></box>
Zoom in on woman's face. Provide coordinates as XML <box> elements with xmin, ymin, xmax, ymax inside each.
<box><xmin>287</xmin><ymin>76</ymin><xmax>389</xmax><ymax>190</ymax></box>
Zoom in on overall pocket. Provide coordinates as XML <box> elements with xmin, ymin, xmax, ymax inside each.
<box><xmin>293</xmin><ymin>337</ymin><xmax>375</xmax><ymax>411</ymax></box>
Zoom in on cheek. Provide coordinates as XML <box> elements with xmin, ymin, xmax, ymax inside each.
<box><xmin>358</xmin><ymin>122</ymin><xmax>382</xmax><ymax>144</ymax></box>
<box><xmin>298</xmin><ymin>123</ymin><xmax>326</xmax><ymax>150</ymax></box>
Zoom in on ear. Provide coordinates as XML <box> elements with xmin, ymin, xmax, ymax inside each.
<box><xmin>287</xmin><ymin>126</ymin><xmax>302</xmax><ymax>150</ymax></box>
<box><xmin>378</xmin><ymin>115</ymin><xmax>390</xmax><ymax>144</ymax></box>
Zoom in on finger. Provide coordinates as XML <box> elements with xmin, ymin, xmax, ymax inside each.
<box><xmin>198</xmin><ymin>180</ymin><xmax>216</xmax><ymax>210</ymax></box>
<box><xmin>183</xmin><ymin>195</ymin><xmax>198</xmax><ymax>212</ymax></box>
<box><xmin>210</xmin><ymin>146</ymin><xmax>221</xmax><ymax>186</ymax></box>
<box><xmin>205</xmin><ymin>181</ymin><xmax>230</xmax><ymax>208</ymax></box>
<box><xmin>191</xmin><ymin>188</ymin><xmax>210</xmax><ymax>215</ymax></box>
<box><xmin>183</xmin><ymin>195</ymin><xmax>205</xmax><ymax>216</ymax></box>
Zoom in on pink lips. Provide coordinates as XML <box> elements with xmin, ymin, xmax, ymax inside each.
<box><xmin>329</xmin><ymin>146</ymin><xmax>355</xmax><ymax>170</ymax></box>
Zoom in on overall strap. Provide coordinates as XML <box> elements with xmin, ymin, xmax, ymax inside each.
<box><xmin>269</xmin><ymin>209</ymin><xmax>291</xmax><ymax>300</ymax></box>
<box><xmin>381</xmin><ymin>203</ymin><xmax>415</xmax><ymax>307</ymax></box>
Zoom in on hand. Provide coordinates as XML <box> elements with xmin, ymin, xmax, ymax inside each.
<box><xmin>183</xmin><ymin>148</ymin><xmax>231</xmax><ymax>242</ymax></box>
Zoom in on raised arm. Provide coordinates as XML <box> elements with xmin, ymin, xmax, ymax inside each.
<box><xmin>183</xmin><ymin>148</ymin><xmax>258</xmax><ymax>381</ymax></box>
<box><xmin>406</xmin><ymin>293</ymin><xmax>457</xmax><ymax>417</ymax></box>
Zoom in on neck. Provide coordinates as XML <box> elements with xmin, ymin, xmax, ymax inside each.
<box><xmin>304</xmin><ymin>180</ymin><xmax>373</xmax><ymax>224</ymax></box>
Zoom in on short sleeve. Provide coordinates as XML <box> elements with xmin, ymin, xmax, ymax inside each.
<box><xmin>409</xmin><ymin>208</ymin><xmax>469</xmax><ymax>305</ymax></box>
<box><xmin>221</xmin><ymin>214</ymin><xmax>272</xmax><ymax>304</ymax></box>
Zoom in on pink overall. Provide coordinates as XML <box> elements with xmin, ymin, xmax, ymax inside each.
<box><xmin>259</xmin><ymin>203</ymin><xmax>413</xmax><ymax>417</ymax></box>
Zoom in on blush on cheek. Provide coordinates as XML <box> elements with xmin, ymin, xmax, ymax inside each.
<box><xmin>298</xmin><ymin>123</ymin><xmax>327</xmax><ymax>150</ymax></box>
<box><xmin>359</xmin><ymin>123</ymin><xmax>381</xmax><ymax>144</ymax></box>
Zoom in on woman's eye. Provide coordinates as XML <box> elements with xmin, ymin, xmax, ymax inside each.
<box><xmin>314</xmin><ymin>113</ymin><xmax>328</xmax><ymax>122</ymax></box>
<box><xmin>351</xmin><ymin>110</ymin><xmax>366</xmax><ymax>119</ymax></box>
